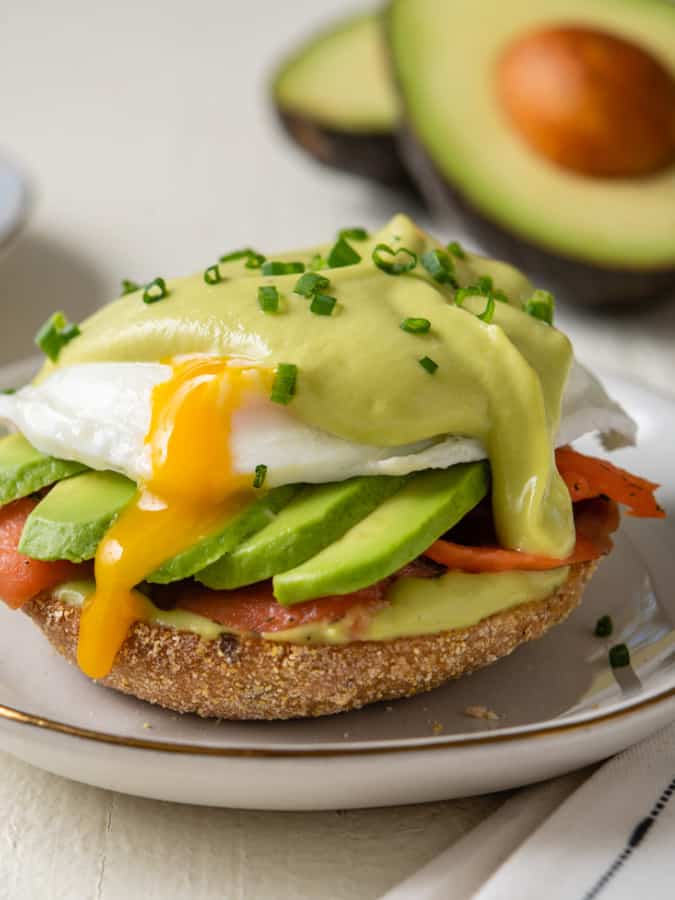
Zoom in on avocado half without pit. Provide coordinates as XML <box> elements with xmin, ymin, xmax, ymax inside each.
<box><xmin>271</xmin><ymin>13</ymin><xmax>409</xmax><ymax>187</ymax></box>
<box><xmin>385</xmin><ymin>0</ymin><xmax>675</xmax><ymax>306</ymax></box>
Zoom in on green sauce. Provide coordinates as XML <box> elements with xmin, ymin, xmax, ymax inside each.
<box><xmin>42</xmin><ymin>215</ymin><xmax>574</xmax><ymax>556</ymax></box>
<box><xmin>53</xmin><ymin>568</ymin><xmax>569</xmax><ymax>645</ymax></box>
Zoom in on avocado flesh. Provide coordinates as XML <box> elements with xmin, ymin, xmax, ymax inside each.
<box><xmin>198</xmin><ymin>475</ymin><xmax>408</xmax><ymax>590</ymax></box>
<box><xmin>19</xmin><ymin>466</ymin><xmax>297</xmax><ymax>578</ymax></box>
<box><xmin>272</xmin><ymin>13</ymin><xmax>408</xmax><ymax>185</ymax></box>
<box><xmin>0</xmin><ymin>433</ymin><xmax>85</xmax><ymax>505</ymax></box>
<box><xmin>273</xmin><ymin>462</ymin><xmax>489</xmax><ymax>606</ymax></box>
<box><xmin>19</xmin><ymin>470</ymin><xmax>136</xmax><ymax>562</ymax></box>
<box><xmin>387</xmin><ymin>0</ymin><xmax>675</xmax><ymax>286</ymax></box>
<box><xmin>148</xmin><ymin>485</ymin><xmax>298</xmax><ymax>584</ymax></box>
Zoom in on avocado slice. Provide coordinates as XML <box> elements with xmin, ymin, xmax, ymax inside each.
<box><xmin>272</xmin><ymin>13</ymin><xmax>408</xmax><ymax>186</ymax></box>
<box><xmin>148</xmin><ymin>485</ymin><xmax>298</xmax><ymax>584</ymax></box>
<box><xmin>197</xmin><ymin>475</ymin><xmax>407</xmax><ymax>590</ymax></box>
<box><xmin>0</xmin><ymin>433</ymin><xmax>86</xmax><ymax>505</ymax></box>
<box><xmin>386</xmin><ymin>0</ymin><xmax>675</xmax><ymax>306</ymax></box>
<box><xmin>20</xmin><ymin>466</ymin><xmax>298</xmax><ymax>578</ymax></box>
<box><xmin>19</xmin><ymin>470</ymin><xmax>136</xmax><ymax>562</ymax></box>
<box><xmin>273</xmin><ymin>462</ymin><xmax>489</xmax><ymax>606</ymax></box>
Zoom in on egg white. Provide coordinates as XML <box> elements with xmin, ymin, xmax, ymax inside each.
<box><xmin>0</xmin><ymin>360</ymin><xmax>636</xmax><ymax>488</ymax></box>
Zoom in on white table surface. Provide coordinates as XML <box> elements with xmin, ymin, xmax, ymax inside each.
<box><xmin>0</xmin><ymin>1</ymin><xmax>673</xmax><ymax>897</ymax></box>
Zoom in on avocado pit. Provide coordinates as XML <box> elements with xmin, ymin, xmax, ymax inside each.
<box><xmin>497</xmin><ymin>25</ymin><xmax>675</xmax><ymax>178</ymax></box>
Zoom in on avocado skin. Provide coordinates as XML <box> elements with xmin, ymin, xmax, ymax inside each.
<box><xmin>276</xmin><ymin>109</ymin><xmax>412</xmax><ymax>188</ymax></box>
<box><xmin>198</xmin><ymin>475</ymin><xmax>408</xmax><ymax>590</ymax></box>
<box><xmin>19</xmin><ymin>470</ymin><xmax>136</xmax><ymax>563</ymax></box>
<box><xmin>148</xmin><ymin>485</ymin><xmax>298</xmax><ymax>584</ymax></box>
<box><xmin>397</xmin><ymin>129</ymin><xmax>675</xmax><ymax>307</ymax></box>
<box><xmin>0</xmin><ymin>433</ymin><xmax>85</xmax><ymax>505</ymax></box>
<box><xmin>273</xmin><ymin>462</ymin><xmax>489</xmax><ymax>606</ymax></box>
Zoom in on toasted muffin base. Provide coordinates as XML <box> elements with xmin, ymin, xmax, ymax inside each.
<box><xmin>23</xmin><ymin>562</ymin><xmax>596</xmax><ymax>720</ymax></box>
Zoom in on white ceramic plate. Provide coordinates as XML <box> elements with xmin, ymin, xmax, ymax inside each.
<box><xmin>0</xmin><ymin>157</ymin><xmax>29</xmax><ymax>250</ymax></box>
<box><xmin>0</xmin><ymin>362</ymin><xmax>673</xmax><ymax>810</ymax></box>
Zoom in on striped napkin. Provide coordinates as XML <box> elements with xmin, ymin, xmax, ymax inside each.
<box><xmin>381</xmin><ymin>721</ymin><xmax>675</xmax><ymax>900</ymax></box>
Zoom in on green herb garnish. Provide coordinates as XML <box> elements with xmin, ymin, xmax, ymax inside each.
<box><xmin>261</xmin><ymin>260</ymin><xmax>305</xmax><ymax>276</ymax></box>
<box><xmin>401</xmin><ymin>317</ymin><xmax>431</xmax><ymax>334</ymax></box>
<box><xmin>270</xmin><ymin>363</ymin><xmax>298</xmax><ymax>405</ymax></box>
<box><xmin>421</xmin><ymin>249</ymin><xmax>458</xmax><ymax>287</ymax></box>
<box><xmin>372</xmin><ymin>243</ymin><xmax>417</xmax><ymax>275</ymax></box>
<box><xmin>0</xmin><ymin>388</ymin><xmax>17</xmax><ymax>395</ymax></box>
<box><xmin>609</xmin><ymin>643</ymin><xmax>630</xmax><ymax>668</ymax></box>
<box><xmin>447</xmin><ymin>240</ymin><xmax>466</xmax><ymax>260</ymax></box>
<box><xmin>35</xmin><ymin>312</ymin><xmax>81</xmax><ymax>361</ymax></box>
<box><xmin>595</xmin><ymin>615</ymin><xmax>613</xmax><ymax>638</ymax></box>
<box><xmin>339</xmin><ymin>227</ymin><xmax>369</xmax><ymax>242</ymax></box>
<box><xmin>203</xmin><ymin>264</ymin><xmax>222</xmax><ymax>285</ymax></box>
<box><xmin>143</xmin><ymin>278</ymin><xmax>169</xmax><ymax>304</ymax></box>
<box><xmin>418</xmin><ymin>356</ymin><xmax>438</xmax><ymax>375</ymax></box>
<box><xmin>253</xmin><ymin>464</ymin><xmax>267</xmax><ymax>489</ymax></box>
<box><xmin>478</xmin><ymin>295</ymin><xmax>496</xmax><ymax>324</ymax></box>
<box><xmin>219</xmin><ymin>248</ymin><xmax>266</xmax><ymax>269</ymax></box>
<box><xmin>327</xmin><ymin>238</ymin><xmax>361</xmax><ymax>268</ymax></box>
<box><xmin>258</xmin><ymin>285</ymin><xmax>280</xmax><ymax>313</ymax></box>
<box><xmin>524</xmin><ymin>289</ymin><xmax>555</xmax><ymax>325</ymax></box>
<box><xmin>310</xmin><ymin>294</ymin><xmax>336</xmax><ymax>316</ymax></box>
<box><xmin>308</xmin><ymin>253</ymin><xmax>327</xmax><ymax>271</ymax></box>
<box><xmin>121</xmin><ymin>279</ymin><xmax>141</xmax><ymax>295</ymax></box>
<box><xmin>294</xmin><ymin>272</ymin><xmax>330</xmax><ymax>298</ymax></box>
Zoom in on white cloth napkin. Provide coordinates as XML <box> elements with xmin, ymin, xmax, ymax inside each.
<box><xmin>381</xmin><ymin>722</ymin><xmax>675</xmax><ymax>900</ymax></box>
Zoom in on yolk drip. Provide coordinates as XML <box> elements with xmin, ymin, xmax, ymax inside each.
<box><xmin>77</xmin><ymin>357</ymin><xmax>268</xmax><ymax>678</ymax></box>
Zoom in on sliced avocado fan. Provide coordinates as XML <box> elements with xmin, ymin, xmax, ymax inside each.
<box><xmin>273</xmin><ymin>462</ymin><xmax>489</xmax><ymax>606</ymax></box>
<box><xmin>19</xmin><ymin>467</ymin><xmax>298</xmax><ymax>580</ymax></box>
<box><xmin>0</xmin><ymin>433</ymin><xmax>86</xmax><ymax>505</ymax></box>
<box><xmin>197</xmin><ymin>475</ymin><xmax>408</xmax><ymax>590</ymax></box>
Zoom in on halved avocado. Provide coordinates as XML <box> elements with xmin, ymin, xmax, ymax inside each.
<box><xmin>386</xmin><ymin>0</ymin><xmax>675</xmax><ymax>305</ymax></box>
<box><xmin>272</xmin><ymin>13</ymin><xmax>408</xmax><ymax>186</ymax></box>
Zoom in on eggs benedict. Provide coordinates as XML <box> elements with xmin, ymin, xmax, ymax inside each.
<box><xmin>0</xmin><ymin>215</ymin><xmax>663</xmax><ymax>718</ymax></box>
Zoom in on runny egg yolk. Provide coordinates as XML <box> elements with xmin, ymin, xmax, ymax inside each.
<box><xmin>77</xmin><ymin>357</ymin><xmax>269</xmax><ymax>679</ymax></box>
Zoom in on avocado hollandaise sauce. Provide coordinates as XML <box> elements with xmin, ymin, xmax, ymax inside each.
<box><xmin>55</xmin><ymin>567</ymin><xmax>570</xmax><ymax>646</ymax></box>
<box><xmin>37</xmin><ymin>215</ymin><xmax>575</xmax><ymax>678</ymax></box>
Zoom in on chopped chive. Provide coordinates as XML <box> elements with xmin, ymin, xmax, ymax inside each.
<box><xmin>253</xmin><ymin>464</ymin><xmax>268</xmax><ymax>489</ymax></box>
<box><xmin>310</xmin><ymin>293</ymin><xmax>336</xmax><ymax>316</ymax></box>
<box><xmin>294</xmin><ymin>272</ymin><xmax>330</xmax><ymax>298</ymax></box>
<box><xmin>338</xmin><ymin>227</ymin><xmax>369</xmax><ymax>242</ymax></box>
<box><xmin>258</xmin><ymin>285</ymin><xmax>280</xmax><ymax>313</ymax></box>
<box><xmin>421</xmin><ymin>249</ymin><xmax>458</xmax><ymax>287</ymax></box>
<box><xmin>143</xmin><ymin>277</ymin><xmax>169</xmax><ymax>304</ymax></box>
<box><xmin>308</xmin><ymin>253</ymin><xmax>328</xmax><ymax>271</ymax></box>
<box><xmin>595</xmin><ymin>615</ymin><xmax>613</xmax><ymax>638</ymax></box>
<box><xmin>372</xmin><ymin>243</ymin><xmax>417</xmax><ymax>275</ymax></box>
<box><xmin>454</xmin><ymin>287</ymin><xmax>472</xmax><ymax>307</ymax></box>
<box><xmin>261</xmin><ymin>260</ymin><xmax>305</xmax><ymax>276</ymax></box>
<box><xmin>476</xmin><ymin>276</ymin><xmax>493</xmax><ymax>294</ymax></box>
<box><xmin>203</xmin><ymin>264</ymin><xmax>222</xmax><ymax>285</ymax></box>
<box><xmin>478</xmin><ymin>295</ymin><xmax>496</xmax><ymax>324</ymax></box>
<box><xmin>401</xmin><ymin>317</ymin><xmax>431</xmax><ymax>334</ymax></box>
<box><xmin>270</xmin><ymin>363</ymin><xmax>297</xmax><ymax>405</ymax></box>
<box><xmin>327</xmin><ymin>238</ymin><xmax>361</xmax><ymax>268</ymax></box>
<box><xmin>493</xmin><ymin>289</ymin><xmax>510</xmax><ymax>303</ymax></box>
<box><xmin>35</xmin><ymin>311</ymin><xmax>81</xmax><ymax>361</ymax></box>
<box><xmin>609</xmin><ymin>643</ymin><xmax>630</xmax><ymax>668</ymax></box>
<box><xmin>418</xmin><ymin>356</ymin><xmax>438</xmax><ymax>374</ymax></box>
<box><xmin>219</xmin><ymin>248</ymin><xmax>266</xmax><ymax>269</ymax></box>
<box><xmin>121</xmin><ymin>279</ymin><xmax>141</xmax><ymax>295</ymax></box>
<box><xmin>0</xmin><ymin>387</ymin><xmax>17</xmax><ymax>395</ymax></box>
<box><xmin>524</xmin><ymin>289</ymin><xmax>555</xmax><ymax>325</ymax></box>
<box><xmin>447</xmin><ymin>240</ymin><xmax>466</xmax><ymax>260</ymax></box>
